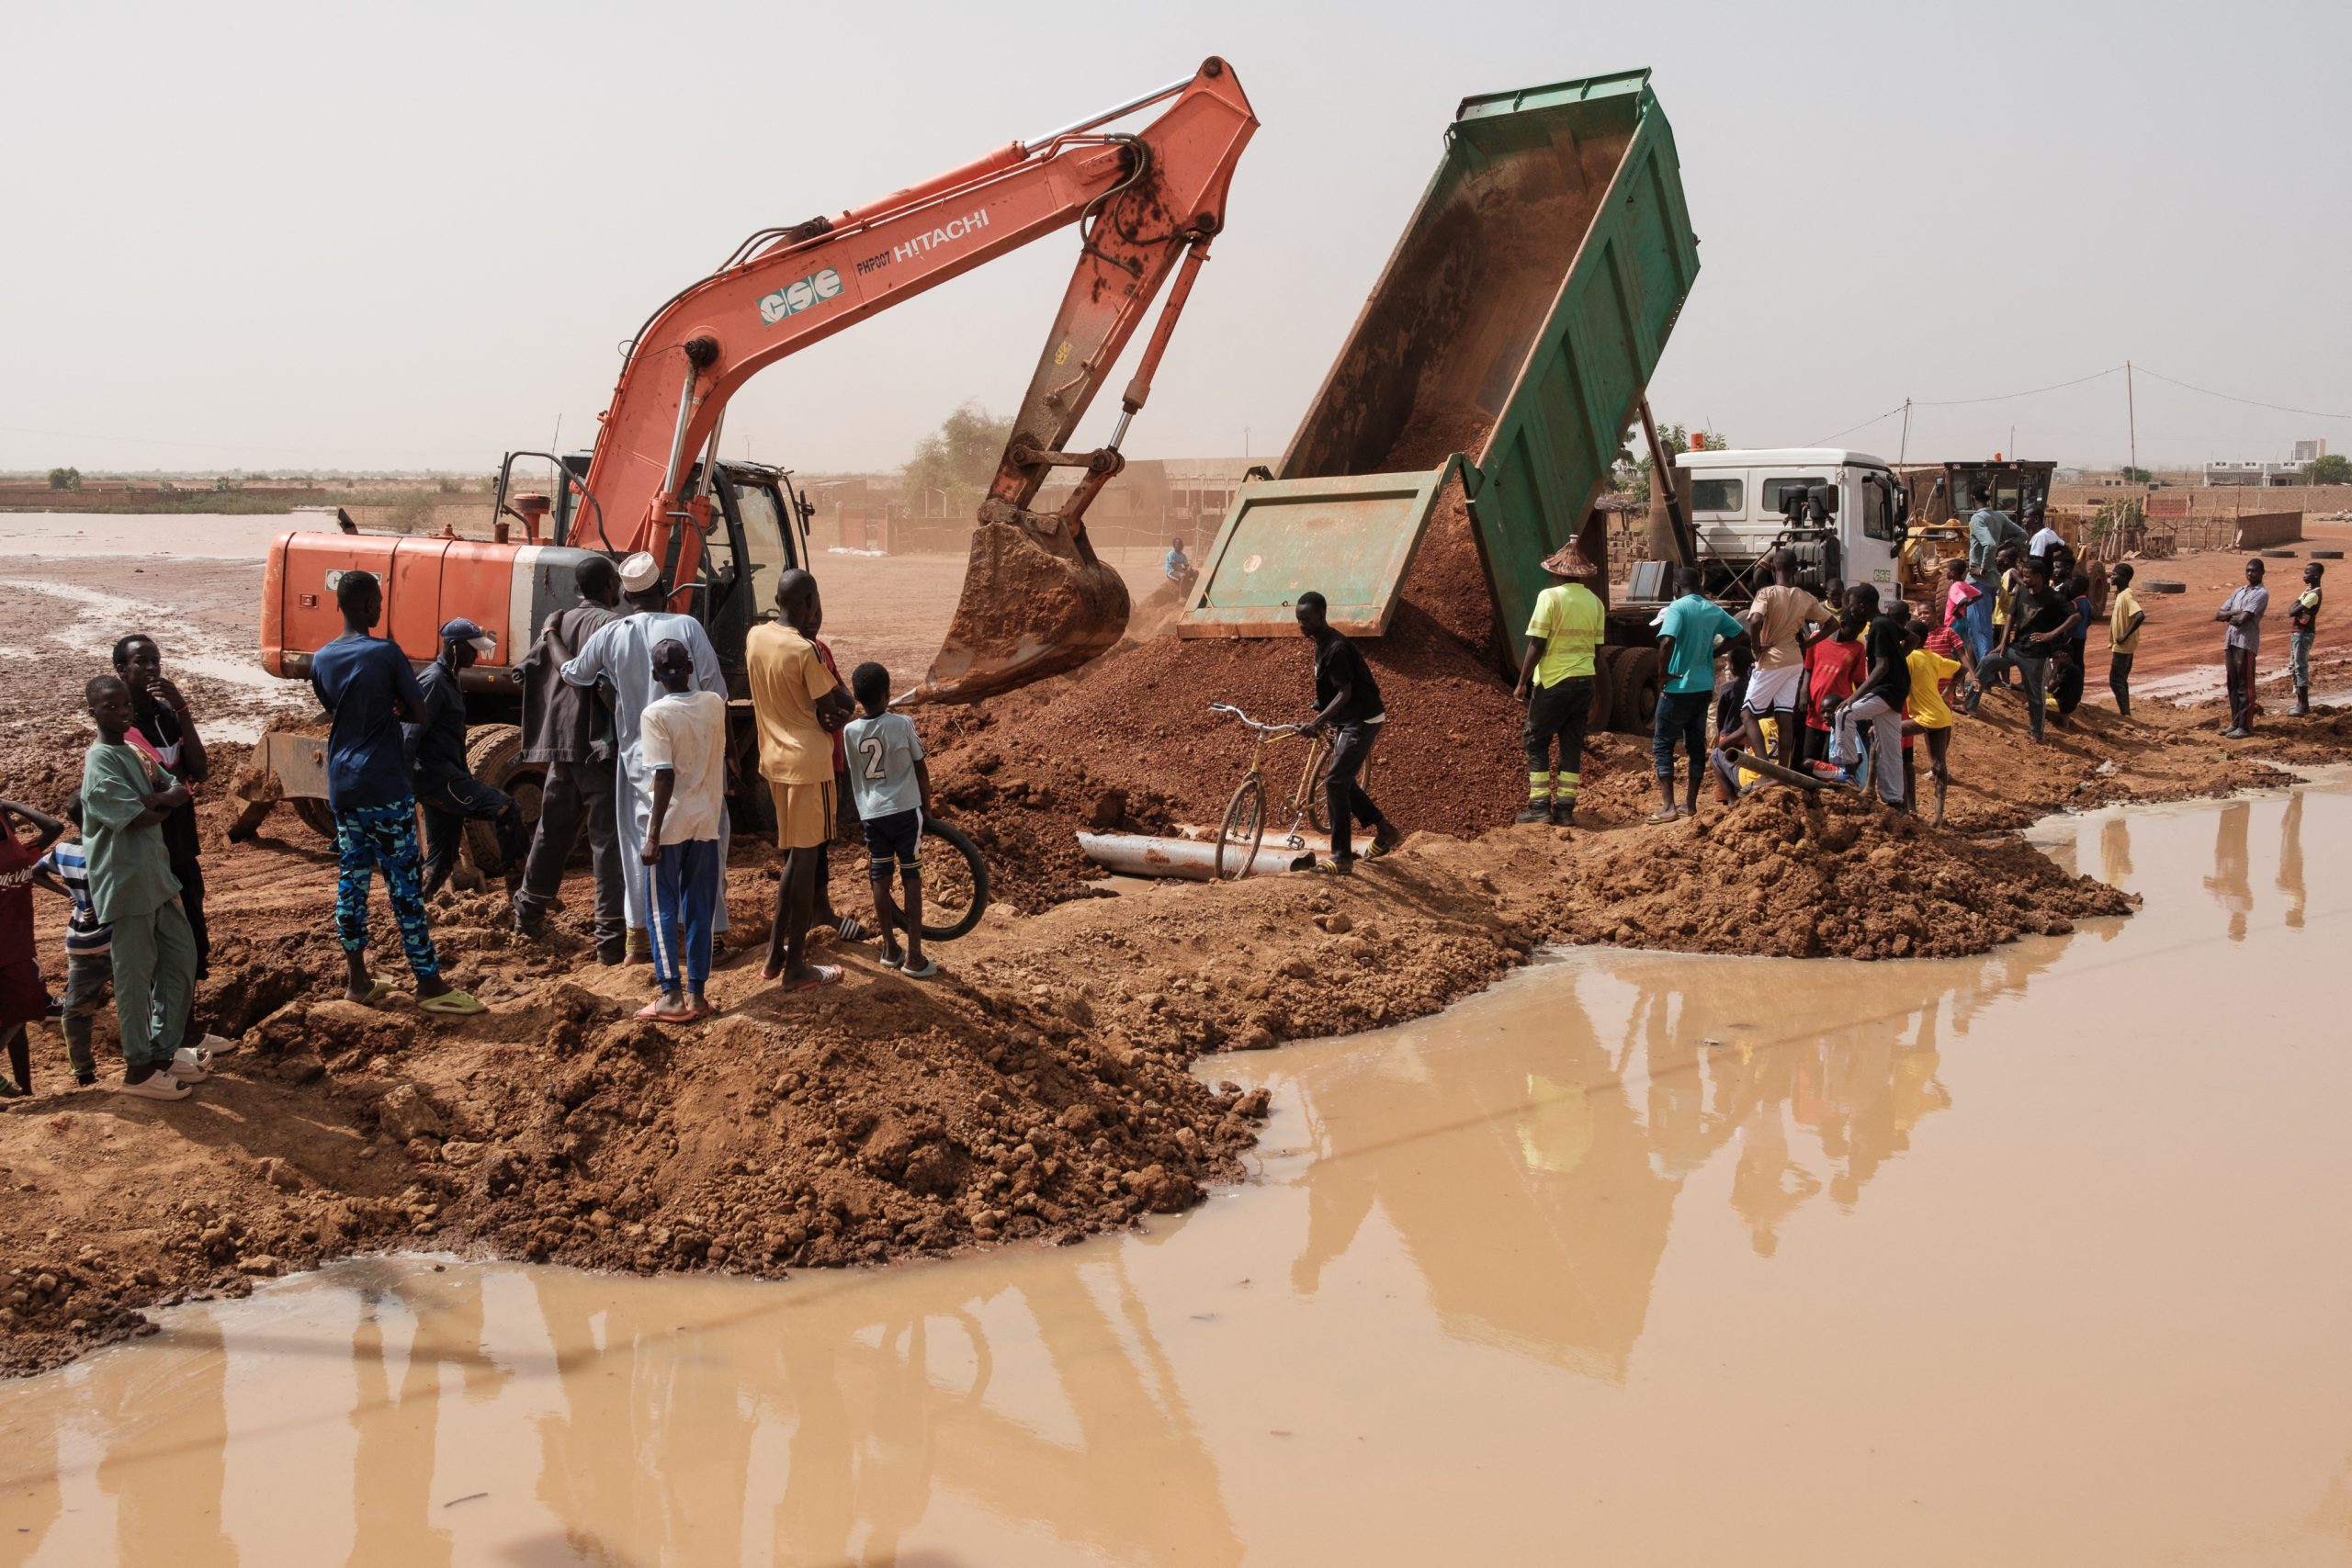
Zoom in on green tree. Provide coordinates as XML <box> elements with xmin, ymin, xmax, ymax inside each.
<box><xmin>1612</xmin><ymin>423</ymin><xmax>1726</xmax><ymax>501</ymax></box>
<box><xmin>2303</xmin><ymin>453</ymin><xmax>2351</xmax><ymax>486</ymax></box>
<box><xmin>46</xmin><ymin>466</ymin><xmax>81</xmax><ymax>491</ymax></box>
<box><xmin>903</xmin><ymin>402</ymin><xmax>1015</xmax><ymax>517</ymax></box>
<box><xmin>2120</xmin><ymin>466</ymin><xmax>2154</xmax><ymax>483</ymax></box>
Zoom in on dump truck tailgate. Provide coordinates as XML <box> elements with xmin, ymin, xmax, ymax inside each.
<box><xmin>1180</xmin><ymin>68</ymin><xmax>1699</xmax><ymax>645</ymax></box>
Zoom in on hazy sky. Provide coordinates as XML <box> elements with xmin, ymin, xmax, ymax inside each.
<box><xmin>6</xmin><ymin>0</ymin><xmax>2346</xmax><ymax>476</ymax></box>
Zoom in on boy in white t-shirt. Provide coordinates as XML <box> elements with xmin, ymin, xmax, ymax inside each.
<box><xmin>842</xmin><ymin>662</ymin><xmax>936</xmax><ymax>979</ymax></box>
<box><xmin>638</xmin><ymin>639</ymin><xmax>728</xmax><ymax>1021</ymax></box>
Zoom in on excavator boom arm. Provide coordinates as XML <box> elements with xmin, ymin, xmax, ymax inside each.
<box><xmin>581</xmin><ymin>59</ymin><xmax>1257</xmax><ymax>637</ymax></box>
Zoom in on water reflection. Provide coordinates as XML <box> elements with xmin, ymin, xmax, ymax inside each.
<box><xmin>2278</xmin><ymin>792</ymin><xmax>2307</xmax><ymax>930</ymax></box>
<box><xmin>1282</xmin><ymin>942</ymin><xmax>2052</xmax><ymax>1376</ymax></box>
<box><xmin>2205</xmin><ymin>800</ymin><xmax>2254</xmax><ymax>942</ymax></box>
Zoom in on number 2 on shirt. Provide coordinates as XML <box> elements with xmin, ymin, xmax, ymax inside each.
<box><xmin>858</xmin><ymin>735</ymin><xmax>888</xmax><ymax>781</ymax></box>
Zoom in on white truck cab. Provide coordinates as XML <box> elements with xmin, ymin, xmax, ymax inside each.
<box><xmin>1671</xmin><ymin>446</ymin><xmax>1906</xmax><ymax>598</ymax></box>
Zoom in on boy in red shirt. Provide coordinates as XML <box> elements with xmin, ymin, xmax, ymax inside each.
<box><xmin>1802</xmin><ymin>608</ymin><xmax>1867</xmax><ymax>768</ymax></box>
<box><xmin>0</xmin><ymin>797</ymin><xmax>67</xmax><ymax>1097</ymax></box>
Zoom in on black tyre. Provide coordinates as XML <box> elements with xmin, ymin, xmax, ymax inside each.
<box><xmin>2147</xmin><ymin>581</ymin><xmax>2188</xmax><ymax>594</ymax></box>
<box><xmin>290</xmin><ymin>796</ymin><xmax>337</xmax><ymax>841</ymax></box>
<box><xmin>1610</xmin><ymin>646</ymin><xmax>1662</xmax><ymax>735</ymax></box>
<box><xmin>2312</xmin><ymin>549</ymin><xmax>2343</xmax><ymax>560</ymax></box>
<box><xmin>1216</xmin><ymin>776</ymin><xmax>1267</xmax><ymax>880</ymax></box>
<box><xmin>916</xmin><ymin>818</ymin><xmax>989</xmax><ymax>941</ymax></box>
<box><xmin>1584</xmin><ymin>656</ymin><xmax>1616</xmax><ymax>733</ymax></box>
<box><xmin>463</xmin><ymin>725</ymin><xmax>542</xmax><ymax>876</ymax></box>
<box><xmin>2261</xmin><ymin>549</ymin><xmax>2298</xmax><ymax>558</ymax></box>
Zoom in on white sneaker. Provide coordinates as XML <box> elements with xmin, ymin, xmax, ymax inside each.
<box><xmin>119</xmin><ymin>1072</ymin><xmax>191</xmax><ymax>1101</ymax></box>
<box><xmin>171</xmin><ymin>1047</ymin><xmax>211</xmax><ymax>1083</ymax></box>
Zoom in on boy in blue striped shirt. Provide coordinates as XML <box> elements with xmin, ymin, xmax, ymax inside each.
<box><xmin>31</xmin><ymin>794</ymin><xmax>109</xmax><ymax>1087</ymax></box>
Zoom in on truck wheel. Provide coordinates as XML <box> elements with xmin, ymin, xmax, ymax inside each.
<box><xmin>1583</xmin><ymin>657</ymin><xmax>1615</xmax><ymax>733</ymax></box>
<box><xmin>1610</xmin><ymin>647</ymin><xmax>1662</xmax><ymax>734</ymax></box>
<box><xmin>463</xmin><ymin>726</ymin><xmax>542</xmax><ymax>877</ymax></box>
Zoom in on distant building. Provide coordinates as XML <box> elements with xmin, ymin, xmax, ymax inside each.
<box><xmin>2203</xmin><ymin>460</ymin><xmax>2302</xmax><ymax>488</ymax></box>
<box><xmin>2292</xmin><ymin>439</ymin><xmax>2327</xmax><ymax>464</ymax></box>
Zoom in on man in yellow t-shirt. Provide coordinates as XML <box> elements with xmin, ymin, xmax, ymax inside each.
<box><xmin>2105</xmin><ymin>562</ymin><xmax>2144</xmax><ymax>718</ymax></box>
<box><xmin>747</xmin><ymin>569</ymin><xmax>854</xmax><ymax>990</ymax></box>
<box><xmin>1511</xmin><ymin>541</ymin><xmax>1607</xmax><ymax>826</ymax></box>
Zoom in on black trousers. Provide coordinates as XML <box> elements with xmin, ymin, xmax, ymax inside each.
<box><xmin>2052</xmin><ymin>648</ymin><xmax>2086</xmax><ymax>716</ymax></box>
<box><xmin>515</xmin><ymin>758</ymin><xmax>624</xmax><ymax>946</ymax></box>
<box><xmin>417</xmin><ymin>773</ymin><xmax>528</xmax><ymax>897</ymax></box>
<box><xmin>2225</xmin><ymin>645</ymin><xmax>2256</xmax><ymax>730</ymax></box>
<box><xmin>168</xmin><ymin>852</ymin><xmax>209</xmax><ymax>974</ymax></box>
<box><xmin>2109</xmin><ymin>651</ymin><xmax>2133</xmax><ymax>716</ymax></box>
<box><xmin>1523</xmin><ymin>677</ymin><xmax>1592</xmax><ymax>795</ymax></box>
<box><xmin>1325</xmin><ymin>721</ymin><xmax>1388</xmax><ymax>861</ymax></box>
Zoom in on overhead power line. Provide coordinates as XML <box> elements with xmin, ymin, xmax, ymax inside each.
<box><xmin>2130</xmin><ymin>367</ymin><xmax>2352</xmax><ymax>423</ymax></box>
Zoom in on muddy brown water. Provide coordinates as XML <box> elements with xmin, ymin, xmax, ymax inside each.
<box><xmin>5</xmin><ymin>786</ymin><xmax>2351</xmax><ymax>1565</ymax></box>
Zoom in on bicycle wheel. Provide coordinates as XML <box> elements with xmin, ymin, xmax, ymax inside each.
<box><xmin>914</xmin><ymin>818</ymin><xmax>989</xmax><ymax>942</ymax></box>
<box><xmin>1215</xmin><ymin>775</ymin><xmax>1267</xmax><ymax>880</ymax></box>
<box><xmin>1304</xmin><ymin>742</ymin><xmax>1374</xmax><ymax>834</ymax></box>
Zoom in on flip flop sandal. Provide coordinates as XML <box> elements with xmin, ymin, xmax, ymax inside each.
<box><xmin>879</xmin><ymin>953</ymin><xmax>905</xmax><ymax>970</ymax></box>
<box><xmin>194</xmin><ymin>1032</ymin><xmax>240</xmax><ymax>1057</ymax></box>
<box><xmin>1645</xmin><ymin>808</ymin><xmax>1682</xmax><ymax>825</ymax></box>
<box><xmin>833</xmin><ymin>916</ymin><xmax>873</xmax><ymax>942</ymax></box>
<box><xmin>349</xmin><ymin>979</ymin><xmax>395</xmax><ymax>1007</ymax></box>
<box><xmin>785</xmin><ymin>964</ymin><xmax>844</xmax><ymax>993</ymax></box>
<box><xmin>633</xmin><ymin>1002</ymin><xmax>701</xmax><ymax>1024</ymax></box>
<box><xmin>417</xmin><ymin>989</ymin><xmax>487</xmax><ymax>1017</ymax></box>
<box><xmin>118</xmin><ymin>1073</ymin><xmax>191</xmax><ymax>1102</ymax></box>
<box><xmin>901</xmin><ymin>958</ymin><xmax>940</xmax><ymax>981</ymax></box>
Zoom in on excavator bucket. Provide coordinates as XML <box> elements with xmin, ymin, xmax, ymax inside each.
<box><xmin>901</xmin><ymin>499</ymin><xmax>1130</xmax><ymax>705</ymax></box>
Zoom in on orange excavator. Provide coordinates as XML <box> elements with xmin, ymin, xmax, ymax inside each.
<box><xmin>254</xmin><ymin>60</ymin><xmax>1255</xmax><ymax>839</ymax></box>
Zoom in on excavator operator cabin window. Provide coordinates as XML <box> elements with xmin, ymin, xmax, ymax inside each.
<box><xmin>1690</xmin><ymin>478</ymin><xmax>1742</xmax><ymax>513</ymax></box>
<box><xmin>731</xmin><ymin>480</ymin><xmax>789</xmax><ymax>599</ymax></box>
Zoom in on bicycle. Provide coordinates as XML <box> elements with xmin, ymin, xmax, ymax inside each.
<box><xmin>1205</xmin><ymin>702</ymin><xmax>1376</xmax><ymax>880</ymax></box>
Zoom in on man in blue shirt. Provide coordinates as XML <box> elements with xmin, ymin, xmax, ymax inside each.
<box><xmin>1963</xmin><ymin>482</ymin><xmax>2027</xmax><ymax>661</ymax></box>
<box><xmin>309</xmin><ymin>571</ymin><xmax>481</xmax><ymax>1015</ymax></box>
<box><xmin>1163</xmin><ymin>536</ymin><xmax>1192</xmax><ymax>583</ymax></box>
<box><xmin>1650</xmin><ymin>566</ymin><xmax>1747</xmax><ymax>822</ymax></box>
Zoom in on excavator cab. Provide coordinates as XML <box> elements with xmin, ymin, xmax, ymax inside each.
<box><xmin>692</xmin><ymin>461</ymin><xmax>810</xmax><ymax>685</ymax></box>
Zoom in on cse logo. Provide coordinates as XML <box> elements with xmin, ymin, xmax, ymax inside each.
<box><xmin>758</xmin><ymin>267</ymin><xmax>842</xmax><ymax>325</ymax></box>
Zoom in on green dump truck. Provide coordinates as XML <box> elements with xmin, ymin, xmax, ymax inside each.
<box><xmin>1179</xmin><ymin>67</ymin><xmax>1702</xmax><ymax>732</ymax></box>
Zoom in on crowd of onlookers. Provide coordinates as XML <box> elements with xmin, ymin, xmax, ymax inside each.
<box><xmin>0</xmin><ymin>548</ymin><xmax>942</xmax><ymax>1100</ymax></box>
<box><xmin>1504</xmin><ymin>482</ymin><xmax>2326</xmax><ymax>830</ymax></box>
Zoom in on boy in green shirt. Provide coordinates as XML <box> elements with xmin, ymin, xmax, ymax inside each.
<box><xmin>1512</xmin><ymin>542</ymin><xmax>1607</xmax><ymax>826</ymax></box>
<box><xmin>80</xmin><ymin>675</ymin><xmax>211</xmax><ymax>1100</ymax></box>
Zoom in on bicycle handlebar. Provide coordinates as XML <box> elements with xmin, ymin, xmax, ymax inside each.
<box><xmin>1207</xmin><ymin>701</ymin><xmax>1302</xmax><ymax>738</ymax></box>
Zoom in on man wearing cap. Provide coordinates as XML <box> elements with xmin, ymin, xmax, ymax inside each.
<box><xmin>1511</xmin><ymin>538</ymin><xmax>1607</xmax><ymax>826</ymax></box>
<box><xmin>561</xmin><ymin>552</ymin><xmax>732</xmax><ymax>954</ymax></box>
<box><xmin>409</xmin><ymin>616</ymin><xmax>528</xmax><ymax>899</ymax></box>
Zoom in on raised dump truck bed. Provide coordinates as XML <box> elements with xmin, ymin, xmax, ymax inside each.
<box><xmin>1181</xmin><ymin>68</ymin><xmax>1700</xmax><ymax>658</ymax></box>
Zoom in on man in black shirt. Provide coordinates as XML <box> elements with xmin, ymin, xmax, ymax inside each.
<box><xmin>408</xmin><ymin>617</ymin><xmax>528</xmax><ymax>898</ymax></box>
<box><xmin>112</xmin><ymin>634</ymin><xmax>212</xmax><ymax>977</ymax></box>
<box><xmin>1829</xmin><ymin>584</ymin><xmax>1910</xmax><ymax>805</ymax></box>
<box><xmin>1963</xmin><ymin>558</ymin><xmax>2077</xmax><ymax>744</ymax></box>
<box><xmin>514</xmin><ymin>557</ymin><xmax>625</xmax><ymax>956</ymax></box>
<box><xmin>1295</xmin><ymin>592</ymin><xmax>1401</xmax><ymax>874</ymax></box>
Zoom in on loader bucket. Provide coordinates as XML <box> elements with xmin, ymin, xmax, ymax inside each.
<box><xmin>900</xmin><ymin>499</ymin><xmax>1131</xmax><ymax>705</ymax></box>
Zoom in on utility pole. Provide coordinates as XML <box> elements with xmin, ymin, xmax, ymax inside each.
<box><xmin>2126</xmin><ymin>359</ymin><xmax>2138</xmax><ymax>480</ymax></box>
<box><xmin>1898</xmin><ymin>399</ymin><xmax>1911</xmax><ymax>465</ymax></box>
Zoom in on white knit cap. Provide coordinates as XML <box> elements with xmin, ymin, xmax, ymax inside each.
<box><xmin>617</xmin><ymin>551</ymin><xmax>662</xmax><ymax>592</ymax></box>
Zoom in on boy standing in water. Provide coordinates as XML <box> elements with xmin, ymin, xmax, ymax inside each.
<box><xmin>843</xmin><ymin>662</ymin><xmax>938</xmax><ymax>979</ymax></box>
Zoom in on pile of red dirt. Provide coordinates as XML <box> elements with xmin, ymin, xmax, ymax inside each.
<box><xmin>923</xmin><ymin>599</ymin><xmax>1575</xmax><ymax>852</ymax></box>
<box><xmin>1556</xmin><ymin>789</ymin><xmax>2139</xmax><ymax>960</ymax></box>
